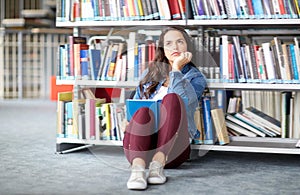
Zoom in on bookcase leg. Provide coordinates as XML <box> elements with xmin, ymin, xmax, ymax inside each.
<box><xmin>56</xmin><ymin>143</ymin><xmax>94</xmax><ymax>154</ymax></box>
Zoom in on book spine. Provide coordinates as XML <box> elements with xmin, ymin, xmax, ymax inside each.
<box><xmin>167</xmin><ymin>0</ymin><xmax>182</xmax><ymax>19</ymax></box>
<box><xmin>202</xmin><ymin>95</ymin><xmax>214</xmax><ymax>144</ymax></box>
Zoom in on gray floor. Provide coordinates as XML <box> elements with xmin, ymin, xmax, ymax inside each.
<box><xmin>0</xmin><ymin>99</ymin><xmax>300</xmax><ymax>195</ymax></box>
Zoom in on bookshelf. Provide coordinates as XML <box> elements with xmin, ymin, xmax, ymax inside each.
<box><xmin>55</xmin><ymin>0</ymin><xmax>300</xmax><ymax>155</ymax></box>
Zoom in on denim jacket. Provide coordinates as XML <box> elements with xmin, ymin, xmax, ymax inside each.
<box><xmin>133</xmin><ymin>63</ymin><xmax>207</xmax><ymax>138</ymax></box>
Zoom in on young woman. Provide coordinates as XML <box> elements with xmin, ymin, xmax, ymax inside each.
<box><xmin>123</xmin><ymin>26</ymin><xmax>207</xmax><ymax>190</ymax></box>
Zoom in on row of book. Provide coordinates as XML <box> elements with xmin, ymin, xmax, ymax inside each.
<box><xmin>56</xmin><ymin>0</ymin><xmax>300</xmax><ymax>22</ymax></box>
<box><xmin>240</xmin><ymin>90</ymin><xmax>300</xmax><ymax>139</ymax></box>
<box><xmin>57</xmin><ymin>89</ymin><xmax>127</xmax><ymax>141</ymax></box>
<box><xmin>57</xmin><ymin>33</ymin><xmax>300</xmax><ymax>84</ymax></box>
<box><xmin>56</xmin><ymin>88</ymin><xmax>300</xmax><ymax>145</ymax></box>
<box><xmin>57</xmin><ymin>33</ymin><xmax>156</xmax><ymax>81</ymax></box>
<box><xmin>203</xmin><ymin>34</ymin><xmax>300</xmax><ymax>84</ymax></box>
<box><xmin>194</xmin><ymin>89</ymin><xmax>291</xmax><ymax>146</ymax></box>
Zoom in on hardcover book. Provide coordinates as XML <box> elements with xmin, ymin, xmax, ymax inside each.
<box><xmin>126</xmin><ymin>98</ymin><xmax>188</xmax><ymax>132</ymax></box>
<box><xmin>211</xmin><ymin>108</ymin><xmax>230</xmax><ymax>145</ymax></box>
<box><xmin>126</xmin><ymin>99</ymin><xmax>161</xmax><ymax>132</ymax></box>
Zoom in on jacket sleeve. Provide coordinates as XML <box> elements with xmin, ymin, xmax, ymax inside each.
<box><xmin>168</xmin><ymin>70</ymin><xmax>207</xmax><ymax>138</ymax></box>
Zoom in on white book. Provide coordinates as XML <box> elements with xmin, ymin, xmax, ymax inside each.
<box><xmin>221</xmin><ymin>35</ymin><xmax>229</xmax><ymax>81</ymax></box>
<box><xmin>127</xmin><ymin>32</ymin><xmax>136</xmax><ymax>81</ymax></box>
<box><xmin>243</xmin><ymin>107</ymin><xmax>281</xmax><ymax>135</ymax></box>
<box><xmin>161</xmin><ymin>0</ymin><xmax>171</xmax><ymax>20</ymax></box>
<box><xmin>226</xmin><ymin>114</ymin><xmax>266</xmax><ymax>137</ymax></box>
<box><xmin>225</xmin><ymin>121</ymin><xmax>257</xmax><ymax>137</ymax></box>
<box><xmin>234</xmin><ymin>113</ymin><xmax>276</xmax><ymax>137</ymax></box>
<box><xmin>261</xmin><ymin>42</ymin><xmax>276</xmax><ymax>80</ymax></box>
<box><xmin>274</xmin><ymin>37</ymin><xmax>287</xmax><ymax>80</ymax></box>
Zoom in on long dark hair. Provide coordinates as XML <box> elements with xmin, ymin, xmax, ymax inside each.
<box><xmin>139</xmin><ymin>26</ymin><xmax>196</xmax><ymax>99</ymax></box>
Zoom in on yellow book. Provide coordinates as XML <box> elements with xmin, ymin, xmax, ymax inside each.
<box><xmin>137</xmin><ymin>0</ymin><xmax>144</xmax><ymax>16</ymax></box>
<box><xmin>211</xmin><ymin>108</ymin><xmax>230</xmax><ymax>145</ymax></box>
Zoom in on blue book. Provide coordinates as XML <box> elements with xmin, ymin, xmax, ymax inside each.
<box><xmin>65</xmin><ymin>101</ymin><xmax>74</xmax><ymax>138</ymax></box>
<box><xmin>202</xmin><ymin>96</ymin><xmax>214</xmax><ymax>144</ymax></box>
<box><xmin>251</xmin><ymin>0</ymin><xmax>265</xmax><ymax>18</ymax></box>
<box><xmin>289</xmin><ymin>44</ymin><xmax>299</xmax><ymax>80</ymax></box>
<box><xmin>126</xmin><ymin>99</ymin><xmax>161</xmax><ymax>132</ymax></box>
<box><xmin>126</xmin><ymin>98</ymin><xmax>188</xmax><ymax>132</ymax></box>
<box><xmin>80</xmin><ymin>49</ymin><xmax>90</xmax><ymax>80</ymax></box>
<box><xmin>89</xmin><ymin>49</ymin><xmax>101</xmax><ymax>80</ymax></box>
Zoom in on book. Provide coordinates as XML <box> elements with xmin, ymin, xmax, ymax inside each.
<box><xmin>80</xmin><ymin>46</ymin><xmax>90</xmax><ymax>80</ymax></box>
<box><xmin>85</xmin><ymin>98</ymin><xmax>96</xmax><ymax>140</ymax></box>
<box><xmin>65</xmin><ymin>101</ymin><xmax>74</xmax><ymax>138</ymax></box>
<box><xmin>89</xmin><ymin>48</ymin><xmax>102</xmax><ymax>80</ymax></box>
<box><xmin>234</xmin><ymin>112</ymin><xmax>276</xmax><ymax>137</ymax></box>
<box><xmin>261</xmin><ymin>42</ymin><xmax>276</xmax><ymax>81</ymax></box>
<box><xmin>225</xmin><ymin>120</ymin><xmax>257</xmax><ymax>137</ymax></box>
<box><xmin>69</xmin><ymin>36</ymin><xmax>87</xmax><ymax>77</ymax></box>
<box><xmin>193</xmin><ymin>107</ymin><xmax>204</xmax><ymax>144</ymax></box>
<box><xmin>57</xmin><ymin>91</ymin><xmax>73</xmax><ymax>138</ymax></box>
<box><xmin>225</xmin><ymin>114</ymin><xmax>266</xmax><ymax>137</ymax></box>
<box><xmin>202</xmin><ymin>95</ymin><xmax>214</xmax><ymax>144</ymax></box>
<box><xmin>211</xmin><ymin>108</ymin><xmax>230</xmax><ymax>145</ymax></box>
<box><xmin>244</xmin><ymin>106</ymin><xmax>281</xmax><ymax>135</ymax></box>
<box><xmin>167</xmin><ymin>0</ymin><xmax>182</xmax><ymax>19</ymax></box>
<box><xmin>126</xmin><ymin>99</ymin><xmax>161</xmax><ymax>131</ymax></box>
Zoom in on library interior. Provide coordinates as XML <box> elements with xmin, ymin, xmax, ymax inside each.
<box><xmin>1</xmin><ymin>0</ymin><xmax>300</xmax><ymax>194</ymax></box>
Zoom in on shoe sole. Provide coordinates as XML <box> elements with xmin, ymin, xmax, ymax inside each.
<box><xmin>127</xmin><ymin>183</ymin><xmax>147</xmax><ymax>190</ymax></box>
<box><xmin>147</xmin><ymin>177</ymin><xmax>167</xmax><ymax>184</ymax></box>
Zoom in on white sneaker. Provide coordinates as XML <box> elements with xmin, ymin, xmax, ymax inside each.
<box><xmin>127</xmin><ymin>165</ymin><xmax>147</xmax><ymax>190</ymax></box>
<box><xmin>147</xmin><ymin>161</ymin><xmax>167</xmax><ymax>184</ymax></box>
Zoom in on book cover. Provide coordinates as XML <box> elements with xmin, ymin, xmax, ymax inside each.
<box><xmin>167</xmin><ymin>0</ymin><xmax>182</xmax><ymax>19</ymax></box>
<box><xmin>202</xmin><ymin>95</ymin><xmax>214</xmax><ymax>144</ymax></box>
<box><xmin>126</xmin><ymin>99</ymin><xmax>160</xmax><ymax>131</ymax></box>
<box><xmin>211</xmin><ymin>108</ymin><xmax>230</xmax><ymax>145</ymax></box>
<box><xmin>251</xmin><ymin>0</ymin><xmax>265</xmax><ymax>18</ymax></box>
<box><xmin>89</xmin><ymin>49</ymin><xmax>101</xmax><ymax>80</ymax></box>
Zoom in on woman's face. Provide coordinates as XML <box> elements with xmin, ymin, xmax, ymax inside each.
<box><xmin>163</xmin><ymin>30</ymin><xmax>188</xmax><ymax>64</ymax></box>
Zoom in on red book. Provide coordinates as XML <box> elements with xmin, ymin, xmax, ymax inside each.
<box><xmin>167</xmin><ymin>0</ymin><xmax>182</xmax><ymax>19</ymax></box>
<box><xmin>246</xmin><ymin>0</ymin><xmax>255</xmax><ymax>16</ymax></box>
<box><xmin>278</xmin><ymin>0</ymin><xmax>286</xmax><ymax>15</ymax></box>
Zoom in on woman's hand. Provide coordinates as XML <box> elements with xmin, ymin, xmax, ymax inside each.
<box><xmin>172</xmin><ymin>52</ymin><xmax>192</xmax><ymax>71</ymax></box>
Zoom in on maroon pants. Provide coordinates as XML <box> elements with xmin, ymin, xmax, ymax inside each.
<box><xmin>123</xmin><ymin>93</ymin><xmax>191</xmax><ymax>169</ymax></box>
